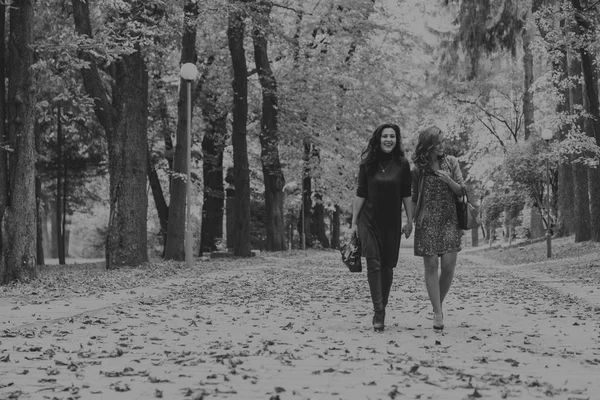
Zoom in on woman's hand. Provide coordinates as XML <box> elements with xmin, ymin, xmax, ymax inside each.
<box><xmin>435</xmin><ymin>170</ymin><xmax>454</xmax><ymax>186</ymax></box>
<box><xmin>350</xmin><ymin>223</ymin><xmax>358</xmax><ymax>237</ymax></box>
<box><xmin>402</xmin><ymin>223</ymin><xmax>412</xmax><ymax>238</ymax></box>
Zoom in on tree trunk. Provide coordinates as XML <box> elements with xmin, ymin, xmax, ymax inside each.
<box><xmin>227</xmin><ymin>3</ymin><xmax>252</xmax><ymax>257</ymax></box>
<box><xmin>0</xmin><ymin>1</ymin><xmax>7</xmax><ymax>267</ymax></box>
<box><xmin>567</xmin><ymin>48</ymin><xmax>592</xmax><ymax>242</ymax></box>
<box><xmin>165</xmin><ymin>0</ymin><xmax>198</xmax><ymax>261</ymax></box>
<box><xmin>1</xmin><ymin>0</ymin><xmax>37</xmax><ymax>284</ymax></box>
<box><xmin>36</xmin><ymin>175</ymin><xmax>44</xmax><ymax>265</ymax></box>
<box><xmin>106</xmin><ymin>50</ymin><xmax>149</xmax><ymax>268</ymax></box>
<box><xmin>35</xmin><ymin>121</ymin><xmax>44</xmax><ymax>266</ymax></box>
<box><xmin>555</xmin><ymin>48</ymin><xmax>574</xmax><ymax>237</ymax></box>
<box><xmin>311</xmin><ymin>193</ymin><xmax>330</xmax><ymax>248</ymax></box>
<box><xmin>72</xmin><ymin>0</ymin><xmax>148</xmax><ymax>268</ymax></box>
<box><xmin>147</xmin><ymin>150</ymin><xmax>169</xmax><ymax>253</ymax></box>
<box><xmin>330</xmin><ymin>204</ymin><xmax>341</xmax><ymax>249</ymax></box>
<box><xmin>522</xmin><ymin>24</ymin><xmax>534</xmax><ymax>141</ymax></box>
<box><xmin>200</xmin><ymin>100</ymin><xmax>226</xmax><ymax>255</ymax></box>
<box><xmin>252</xmin><ymin>1</ymin><xmax>286</xmax><ymax>251</ymax></box>
<box><xmin>572</xmin><ymin>0</ymin><xmax>600</xmax><ymax>241</ymax></box>
<box><xmin>471</xmin><ymin>225</ymin><xmax>479</xmax><ymax>247</ymax></box>
<box><xmin>56</xmin><ymin>105</ymin><xmax>66</xmax><ymax>265</ymax></box>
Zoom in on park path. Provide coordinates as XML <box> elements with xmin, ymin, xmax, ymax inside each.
<box><xmin>0</xmin><ymin>248</ymin><xmax>599</xmax><ymax>400</ymax></box>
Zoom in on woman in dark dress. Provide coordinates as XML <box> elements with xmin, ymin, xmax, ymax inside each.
<box><xmin>351</xmin><ymin>123</ymin><xmax>413</xmax><ymax>332</ymax></box>
<box><xmin>411</xmin><ymin>126</ymin><xmax>464</xmax><ymax>331</ymax></box>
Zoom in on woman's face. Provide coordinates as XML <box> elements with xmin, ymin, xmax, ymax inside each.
<box><xmin>380</xmin><ymin>128</ymin><xmax>397</xmax><ymax>154</ymax></box>
<box><xmin>431</xmin><ymin>132</ymin><xmax>445</xmax><ymax>158</ymax></box>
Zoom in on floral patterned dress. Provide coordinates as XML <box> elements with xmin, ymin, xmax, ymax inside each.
<box><xmin>413</xmin><ymin>165</ymin><xmax>461</xmax><ymax>257</ymax></box>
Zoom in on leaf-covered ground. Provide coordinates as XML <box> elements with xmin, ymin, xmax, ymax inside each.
<box><xmin>1</xmin><ymin>245</ymin><xmax>599</xmax><ymax>400</ymax></box>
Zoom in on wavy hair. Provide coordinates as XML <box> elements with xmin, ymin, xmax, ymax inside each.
<box><xmin>412</xmin><ymin>126</ymin><xmax>444</xmax><ymax>169</ymax></box>
<box><xmin>360</xmin><ymin>123</ymin><xmax>405</xmax><ymax>175</ymax></box>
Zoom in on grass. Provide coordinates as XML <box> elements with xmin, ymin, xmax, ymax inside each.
<box><xmin>468</xmin><ymin>235</ymin><xmax>600</xmax><ymax>286</ymax></box>
<box><xmin>468</xmin><ymin>235</ymin><xmax>600</xmax><ymax>266</ymax></box>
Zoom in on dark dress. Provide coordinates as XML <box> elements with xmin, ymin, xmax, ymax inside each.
<box><xmin>413</xmin><ymin>164</ymin><xmax>462</xmax><ymax>257</ymax></box>
<box><xmin>356</xmin><ymin>155</ymin><xmax>412</xmax><ymax>269</ymax></box>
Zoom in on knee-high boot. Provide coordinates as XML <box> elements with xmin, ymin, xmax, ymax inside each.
<box><xmin>381</xmin><ymin>267</ymin><xmax>394</xmax><ymax>309</ymax></box>
<box><xmin>367</xmin><ymin>257</ymin><xmax>385</xmax><ymax>331</ymax></box>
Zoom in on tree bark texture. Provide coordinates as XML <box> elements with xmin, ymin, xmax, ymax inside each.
<box><xmin>35</xmin><ymin>120</ymin><xmax>44</xmax><ymax>265</ymax></box>
<box><xmin>571</xmin><ymin>0</ymin><xmax>600</xmax><ymax>241</ymax></box>
<box><xmin>106</xmin><ymin>50</ymin><xmax>149</xmax><ymax>268</ymax></box>
<box><xmin>56</xmin><ymin>106</ymin><xmax>66</xmax><ymax>265</ymax></box>
<box><xmin>522</xmin><ymin>24</ymin><xmax>534</xmax><ymax>141</ymax></box>
<box><xmin>252</xmin><ymin>2</ymin><xmax>286</xmax><ymax>251</ymax></box>
<box><xmin>227</xmin><ymin>4</ymin><xmax>252</xmax><ymax>257</ymax></box>
<box><xmin>298</xmin><ymin>145</ymin><xmax>313</xmax><ymax>248</ymax></box>
<box><xmin>555</xmin><ymin>47</ymin><xmax>575</xmax><ymax>236</ymax></box>
<box><xmin>1</xmin><ymin>0</ymin><xmax>38</xmax><ymax>284</ymax></box>
<box><xmin>165</xmin><ymin>0</ymin><xmax>198</xmax><ymax>261</ymax></box>
<box><xmin>0</xmin><ymin>2</ymin><xmax>7</xmax><ymax>264</ymax></box>
<box><xmin>200</xmin><ymin>97</ymin><xmax>226</xmax><ymax>254</ymax></box>
<box><xmin>567</xmin><ymin>48</ymin><xmax>591</xmax><ymax>242</ymax></box>
<box><xmin>35</xmin><ymin>175</ymin><xmax>44</xmax><ymax>265</ymax></box>
<box><xmin>330</xmin><ymin>204</ymin><xmax>340</xmax><ymax>249</ymax></box>
<box><xmin>72</xmin><ymin>0</ymin><xmax>149</xmax><ymax>268</ymax></box>
<box><xmin>311</xmin><ymin>193</ymin><xmax>330</xmax><ymax>248</ymax></box>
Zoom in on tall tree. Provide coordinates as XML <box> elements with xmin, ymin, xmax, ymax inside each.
<box><xmin>535</xmin><ymin>3</ymin><xmax>575</xmax><ymax>236</ymax></box>
<box><xmin>251</xmin><ymin>1</ymin><xmax>286</xmax><ymax>251</ymax></box>
<box><xmin>1</xmin><ymin>0</ymin><xmax>38</xmax><ymax>283</ymax></box>
<box><xmin>0</xmin><ymin>2</ymin><xmax>7</xmax><ymax>267</ymax></box>
<box><xmin>72</xmin><ymin>0</ymin><xmax>149</xmax><ymax>268</ymax></box>
<box><xmin>165</xmin><ymin>0</ymin><xmax>199</xmax><ymax>261</ymax></box>
<box><xmin>570</xmin><ymin>0</ymin><xmax>600</xmax><ymax>241</ymax></box>
<box><xmin>567</xmin><ymin>47</ymin><xmax>592</xmax><ymax>242</ymax></box>
<box><xmin>227</xmin><ymin>1</ymin><xmax>252</xmax><ymax>256</ymax></box>
<box><xmin>199</xmin><ymin>86</ymin><xmax>227</xmax><ymax>254</ymax></box>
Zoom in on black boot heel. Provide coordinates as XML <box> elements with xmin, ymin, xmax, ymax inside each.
<box><xmin>373</xmin><ymin>310</ymin><xmax>385</xmax><ymax>332</ymax></box>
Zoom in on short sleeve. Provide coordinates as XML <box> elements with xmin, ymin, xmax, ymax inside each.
<box><xmin>400</xmin><ymin>158</ymin><xmax>412</xmax><ymax>199</ymax></box>
<box><xmin>356</xmin><ymin>163</ymin><xmax>368</xmax><ymax>198</ymax></box>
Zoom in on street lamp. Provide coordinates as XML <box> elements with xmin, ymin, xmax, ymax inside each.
<box><xmin>541</xmin><ymin>128</ymin><xmax>553</xmax><ymax>258</ymax></box>
<box><xmin>180</xmin><ymin>62</ymin><xmax>198</xmax><ymax>269</ymax></box>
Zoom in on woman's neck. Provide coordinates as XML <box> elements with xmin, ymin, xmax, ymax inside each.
<box><xmin>378</xmin><ymin>150</ymin><xmax>393</xmax><ymax>161</ymax></box>
<box><xmin>428</xmin><ymin>156</ymin><xmax>440</xmax><ymax>169</ymax></box>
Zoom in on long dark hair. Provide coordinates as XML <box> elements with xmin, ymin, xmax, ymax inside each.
<box><xmin>360</xmin><ymin>123</ymin><xmax>405</xmax><ymax>175</ymax></box>
<box><xmin>412</xmin><ymin>126</ymin><xmax>444</xmax><ymax>170</ymax></box>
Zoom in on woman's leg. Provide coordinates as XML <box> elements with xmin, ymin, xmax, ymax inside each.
<box><xmin>439</xmin><ymin>252</ymin><xmax>457</xmax><ymax>305</ymax></box>
<box><xmin>367</xmin><ymin>257</ymin><xmax>385</xmax><ymax>331</ymax></box>
<box><xmin>381</xmin><ymin>267</ymin><xmax>394</xmax><ymax>309</ymax></box>
<box><xmin>423</xmin><ymin>255</ymin><xmax>443</xmax><ymax>328</ymax></box>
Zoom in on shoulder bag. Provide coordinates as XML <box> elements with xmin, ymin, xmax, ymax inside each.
<box><xmin>456</xmin><ymin>187</ymin><xmax>481</xmax><ymax>230</ymax></box>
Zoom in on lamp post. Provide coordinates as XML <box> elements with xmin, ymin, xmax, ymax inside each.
<box><xmin>541</xmin><ymin>128</ymin><xmax>553</xmax><ymax>258</ymax></box>
<box><xmin>180</xmin><ymin>63</ymin><xmax>198</xmax><ymax>268</ymax></box>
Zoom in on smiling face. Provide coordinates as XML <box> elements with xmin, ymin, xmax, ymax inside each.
<box><xmin>430</xmin><ymin>132</ymin><xmax>445</xmax><ymax>159</ymax></box>
<box><xmin>380</xmin><ymin>128</ymin><xmax>397</xmax><ymax>154</ymax></box>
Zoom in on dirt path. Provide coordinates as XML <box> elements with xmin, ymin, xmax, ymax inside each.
<box><xmin>1</xmin><ymin>250</ymin><xmax>598</xmax><ymax>400</ymax></box>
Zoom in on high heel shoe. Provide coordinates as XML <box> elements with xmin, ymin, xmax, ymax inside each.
<box><xmin>433</xmin><ymin>312</ymin><xmax>444</xmax><ymax>331</ymax></box>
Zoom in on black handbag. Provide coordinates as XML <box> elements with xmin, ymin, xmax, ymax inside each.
<box><xmin>340</xmin><ymin>232</ymin><xmax>362</xmax><ymax>272</ymax></box>
<box><xmin>456</xmin><ymin>187</ymin><xmax>481</xmax><ymax>230</ymax></box>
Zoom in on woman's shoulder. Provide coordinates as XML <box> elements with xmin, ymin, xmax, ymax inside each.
<box><xmin>397</xmin><ymin>155</ymin><xmax>410</xmax><ymax>166</ymax></box>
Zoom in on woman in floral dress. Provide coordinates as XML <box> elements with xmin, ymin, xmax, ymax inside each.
<box><xmin>412</xmin><ymin>126</ymin><xmax>465</xmax><ymax>330</ymax></box>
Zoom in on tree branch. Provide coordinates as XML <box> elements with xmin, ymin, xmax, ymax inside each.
<box><xmin>271</xmin><ymin>1</ymin><xmax>310</xmax><ymax>15</ymax></box>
